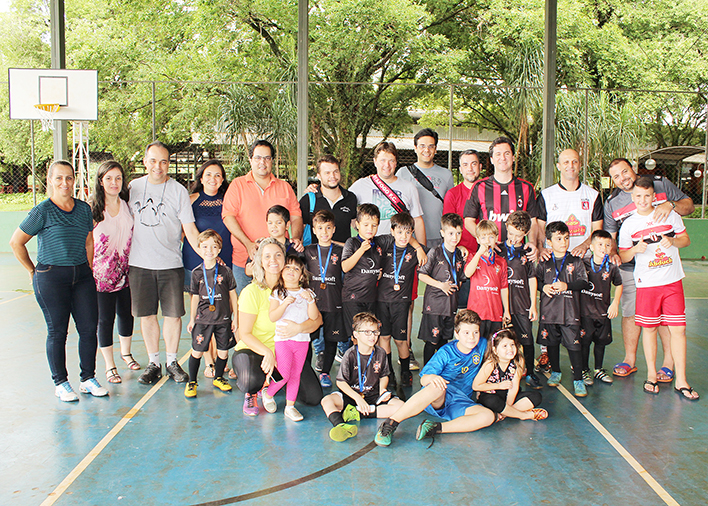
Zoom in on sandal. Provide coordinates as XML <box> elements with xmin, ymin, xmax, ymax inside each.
<box><xmin>106</xmin><ymin>367</ymin><xmax>122</xmax><ymax>384</ymax></box>
<box><xmin>674</xmin><ymin>386</ymin><xmax>699</xmax><ymax>401</ymax></box>
<box><xmin>643</xmin><ymin>380</ymin><xmax>659</xmax><ymax>395</ymax></box>
<box><xmin>656</xmin><ymin>367</ymin><xmax>674</xmax><ymax>383</ymax></box>
<box><xmin>613</xmin><ymin>362</ymin><xmax>638</xmax><ymax>377</ymax></box>
<box><xmin>531</xmin><ymin>408</ymin><xmax>548</xmax><ymax>421</ymax></box>
<box><xmin>121</xmin><ymin>354</ymin><xmax>141</xmax><ymax>370</ymax></box>
<box><xmin>204</xmin><ymin>364</ymin><xmax>216</xmax><ymax>379</ymax></box>
<box><xmin>228</xmin><ymin>369</ymin><xmax>238</xmax><ymax>380</ymax></box>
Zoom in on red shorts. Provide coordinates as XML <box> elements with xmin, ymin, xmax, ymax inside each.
<box><xmin>412</xmin><ymin>270</ymin><xmax>419</xmax><ymax>301</ymax></box>
<box><xmin>635</xmin><ymin>280</ymin><xmax>686</xmax><ymax>328</ymax></box>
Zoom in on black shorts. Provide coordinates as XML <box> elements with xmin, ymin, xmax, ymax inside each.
<box><xmin>319</xmin><ymin>311</ymin><xmax>348</xmax><ymax>343</ymax></box>
<box><xmin>377</xmin><ymin>301</ymin><xmax>410</xmax><ymax>341</ymax></box>
<box><xmin>418</xmin><ymin>314</ymin><xmax>454</xmax><ymax>344</ymax></box>
<box><xmin>480</xmin><ymin>320</ymin><xmax>502</xmax><ymax>340</ymax></box>
<box><xmin>191</xmin><ymin>323</ymin><xmax>235</xmax><ymax>352</ymax></box>
<box><xmin>510</xmin><ymin>314</ymin><xmax>534</xmax><ymax>346</ymax></box>
<box><xmin>342</xmin><ymin>301</ymin><xmax>376</xmax><ymax>339</ymax></box>
<box><xmin>537</xmin><ymin>323</ymin><xmax>581</xmax><ymax>351</ymax></box>
<box><xmin>580</xmin><ymin>317</ymin><xmax>613</xmax><ymax>346</ymax></box>
<box><xmin>129</xmin><ymin>266</ymin><xmax>185</xmax><ymax>318</ymax></box>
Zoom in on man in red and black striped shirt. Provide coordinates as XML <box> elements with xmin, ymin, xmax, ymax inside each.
<box><xmin>463</xmin><ymin>137</ymin><xmax>539</xmax><ymax>252</ymax></box>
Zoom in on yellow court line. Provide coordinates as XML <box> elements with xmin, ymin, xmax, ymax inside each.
<box><xmin>40</xmin><ymin>352</ymin><xmax>191</xmax><ymax>506</ymax></box>
<box><xmin>552</xmin><ymin>378</ymin><xmax>680</xmax><ymax>506</ymax></box>
<box><xmin>0</xmin><ymin>292</ymin><xmax>32</xmax><ymax>306</ymax></box>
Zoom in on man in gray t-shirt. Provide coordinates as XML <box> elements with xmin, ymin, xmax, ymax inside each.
<box><xmin>397</xmin><ymin>128</ymin><xmax>454</xmax><ymax>249</ymax></box>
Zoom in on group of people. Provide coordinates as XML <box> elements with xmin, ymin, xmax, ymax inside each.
<box><xmin>9</xmin><ymin>129</ymin><xmax>699</xmax><ymax>447</ymax></box>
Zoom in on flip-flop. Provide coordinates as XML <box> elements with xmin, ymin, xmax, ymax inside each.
<box><xmin>643</xmin><ymin>380</ymin><xmax>659</xmax><ymax>395</ymax></box>
<box><xmin>656</xmin><ymin>367</ymin><xmax>674</xmax><ymax>383</ymax></box>
<box><xmin>613</xmin><ymin>362</ymin><xmax>638</xmax><ymax>377</ymax></box>
<box><xmin>531</xmin><ymin>408</ymin><xmax>548</xmax><ymax>421</ymax></box>
<box><xmin>674</xmin><ymin>386</ymin><xmax>700</xmax><ymax>401</ymax></box>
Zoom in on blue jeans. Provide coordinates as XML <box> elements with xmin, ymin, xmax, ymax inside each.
<box><xmin>232</xmin><ymin>265</ymin><xmax>253</xmax><ymax>296</ymax></box>
<box><xmin>33</xmin><ymin>262</ymin><xmax>98</xmax><ymax>385</ymax></box>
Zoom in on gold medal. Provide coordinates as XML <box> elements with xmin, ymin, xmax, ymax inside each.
<box><xmin>209</xmin><ymin>304</ymin><xmax>216</xmax><ymax>312</ymax></box>
<box><xmin>320</xmin><ymin>283</ymin><xmax>326</xmax><ymax>290</ymax></box>
<box><xmin>393</xmin><ymin>284</ymin><xmax>400</xmax><ymax>291</ymax></box>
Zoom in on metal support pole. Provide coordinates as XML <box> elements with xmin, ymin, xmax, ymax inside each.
<box><xmin>151</xmin><ymin>82</ymin><xmax>156</xmax><ymax>141</ymax></box>
<box><xmin>30</xmin><ymin>120</ymin><xmax>36</xmax><ymax>207</ymax></box>
<box><xmin>50</xmin><ymin>0</ymin><xmax>67</xmax><ymax>162</ymax></box>
<box><xmin>448</xmin><ymin>85</ymin><xmax>454</xmax><ymax>170</ymax></box>
<box><xmin>583</xmin><ymin>89</ymin><xmax>589</xmax><ymax>185</ymax></box>
<box><xmin>541</xmin><ymin>0</ymin><xmax>557</xmax><ymax>190</ymax></box>
<box><xmin>702</xmin><ymin>101</ymin><xmax>708</xmax><ymax>218</ymax></box>
<box><xmin>296</xmin><ymin>0</ymin><xmax>309</xmax><ymax>197</ymax></box>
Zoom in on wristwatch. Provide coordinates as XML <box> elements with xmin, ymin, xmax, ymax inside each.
<box><xmin>669</xmin><ymin>201</ymin><xmax>676</xmax><ymax>209</ymax></box>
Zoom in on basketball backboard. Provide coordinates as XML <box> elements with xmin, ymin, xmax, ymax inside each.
<box><xmin>8</xmin><ymin>68</ymin><xmax>98</xmax><ymax>121</ymax></box>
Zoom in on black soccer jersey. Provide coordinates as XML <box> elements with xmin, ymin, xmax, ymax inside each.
<box><xmin>501</xmin><ymin>242</ymin><xmax>534</xmax><ymax>316</ymax></box>
<box><xmin>190</xmin><ymin>263</ymin><xmax>237</xmax><ymax>325</ymax></box>
<box><xmin>304</xmin><ymin>243</ymin><xmax>344</xmax><ymax>313</ymax></box>
<box><xmin>463</xmin><ymin>176</ymin><xmax>538</xmax><ymax>242</ymax></box>
<box><xmin>419</xmin><ymin>245</ymin><xmax>467</xmax><ymax>316</ymax></box>
<box><xmin>336</xmin><ymin>345</ymin><xmax>390</xmax><ymax>396</ymax></box>
<box><xmin>535</xmin><ymin>253</ymin><xmax>588</xmax><ymax>326</ymax></box>
<box><xmin>342</xmin><ymin>236</ymin><xmax>384</xmax><ymax>303</ymax></box>
<box><xmin>580</xmin><ymin>258</ymin><xmax>622</xmax><ymax>320</ymax></box>
<box><xmin>377</xmin><ymin>235</ymin><xmax>418</xmax><ymax>302</ymax></box>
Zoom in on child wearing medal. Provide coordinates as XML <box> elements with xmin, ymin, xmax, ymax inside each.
<box><xmin>417</xmin><ymin>213</ymin><xmax>468</xmax><ymax>365</ymax></box>
<box><xmin>535</xmin><ymin>221</ymin><xmax>590</xmax><ymax>397</ymax></box>
<box><xmin>185</xmin><ymin>230</ymin><xmax>239</xmax><ymax>398</ymax></box>
<box><xmin>464</xmin><ymin>220</ymin><xmax>510</xmax><ymax>339</ymax></box>
<box><xmin>579</xmin><ymin>230</ymin><xmax>623</xmax><ymax>386</ymax></box>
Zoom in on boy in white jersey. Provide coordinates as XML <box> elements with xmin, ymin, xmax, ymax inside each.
<box><xmin>618</xmin><ymin>177</ymin><xmax>698</xmax><ymax>400</ymax></box>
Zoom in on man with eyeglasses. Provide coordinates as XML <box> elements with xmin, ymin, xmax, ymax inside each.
<box><xmin>223</xmin><ymin>139</ymin><xmax>304</xmax><ymax>294</ymax></box>
<box><xmin>128</xmin><ymin>140</ymin><xmax>201</xmax><ymax>385</ymax></box>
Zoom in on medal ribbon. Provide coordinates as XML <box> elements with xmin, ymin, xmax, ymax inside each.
<box><xmin>318</xmin><ymin>244</ymin><xmax>333</xmax><ymax>286</ymax></box>
<box><xmin>442</xmin><ymin>247</ymin><xmax>457</xmax><ymax>285</ymax></box>
<box><xmin>506</xmin><ymin>243</ymin><xmax>522</xmax><ymax>262</ymax></box>
<box><xmin>393</xmin><ymin>245</ymin><xmax>406</xmax><ymax>287</ymax></box>
<box><xmin>590</xmin><ymin>254</ymin><xmax>610</xmax><ymax>273</ymax></box>
<box><xmin>552</xmin><ymin>252</ymin><xmax>568</xmax><ymax>283</ymax></box>
<box><xmin>481</xmin><ymin>250</ymin><xmax>496</xmax><ymax>266</ymax></box>
<box><xmin>357</xmin><ymin>346</ymin><xmax>375</xmax><ymax>393</ymax></box>
<box><xmin>202</xmin><ymin>262</ymin><xmax>218</xmax><ymax>307</ymax></box>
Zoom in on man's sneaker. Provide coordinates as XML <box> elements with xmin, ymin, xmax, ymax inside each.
<box><xmin>166</xmin><ymin>360</ymin><xmax>189</xmax><ymax>383</ymax></box>
<box><xmin>343</xmin><ymin>404</ymin><xmax>361</xmax><ymax>423</ymax></box>
<box><xmin>547</xmin><ymin>371</ymin><xmax>562</xmax><ymax>387</ymax></box>
<box><xmin>212</xmin><ymin>377</ymin><xmax>232</xmax><ymax>392</ymax></box>
<box><xmin>535</xmin><ymin>352</ymin><xmax>551</xmax><ymax>373</ymax></box>
<box><xmin>574</xmin><ymin>380</ymin><xmax>588</xmax><ymax>397</ymax></box>
<box><xmin>262</xmin><ymin>390</ymin><xmax>277</xmax><ymax>413</ymax></box>
<box><xmin>334</xmin><ymin>348</ymin><xmax>344</xmax><ymax>363</ymax></box>
<box><xmin>138</xmin><ymin>362</ymin><xmax>162</xmax><ymax>385</ymax></box>
<box><xmin>525</xmin><ymin>373</ymin><xmax>542</xmax><ymax>390</ymax></box>
<box><xmin>401</xmin><ymin>370</ymin><xmax>413</xmax><ymax>387</ymax></box>
<box><xmin>409</xmin><ymin>351</ymin><xmax>421</xmax><ymax>371</ymax></box>
<box><xmin>330</xmin><ymin>423</ymin><xmax>358</xmax><ymax>442</ymax></box>
<box><xmin>79</xmin><ymin>378</ymin><xmax>109</xmax><ymax>397</ymax></box>
<box><xmin>315</xmin><ymin>352</ymin><xmax>324</xmax><ymax>373</ymax></box>
<box><xmin>284</xmin><ymin>405</ymin><xmax>304</xmax><ymax>421</ymax></box>
<box><xmin>582</xmin><ymin>369</ymin><xmax>594</xmax><ymax>386</ymax></box>
<box><xmin>184</xmin><ymin>381</ymin><xmax>197</xmax><ymax>398</ymax></box>
<box><xmin>594</xmin><ymin>368</ymin><xmax>613</xmax><ymax>384</ymax></box>
<box><xmin>415</xmin><ymin>419</ymin><xmax>442</xmax><ymax>444</ymax></box>
<box><xmin>374</xmin><ymin>419</ymin><xmax>397</xmax><ymax>447</ymax></box>
<box><xmin>243</xmin><ymin>393</ymin><xmax>259</xmax><ymax>416</ymax></box>
<box><xmin>319</xmin><ymin>373</ymin><xmax>332</xmax><ymax>388</ymax></box>
<box><xmin>55</xmin><ymin>381</ymin><xmax>79</xmax><ymax>402</ymax></box>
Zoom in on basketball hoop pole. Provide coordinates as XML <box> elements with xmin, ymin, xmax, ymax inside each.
<box><xmin>30</xmin><ymin>120</ymin><xmax>36</xmax><ymax>207</ymax></box>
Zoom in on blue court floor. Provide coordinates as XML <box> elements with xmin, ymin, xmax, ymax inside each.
<box><xmin>1</xmin><ymin>252</ymin><xmax>707</xmax><ymax>506</ymax></box>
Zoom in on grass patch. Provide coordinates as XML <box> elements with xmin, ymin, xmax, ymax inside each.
<box><xmin>0</xmin><ymin>192</ymin><xmax>48</xmax><ymax>211</ymax></box>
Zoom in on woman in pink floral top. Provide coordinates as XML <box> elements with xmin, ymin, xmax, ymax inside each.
<box><xmin>91</xmin><ymin>161</ymin><xmax>139</xmax><ymax>383</ymax></box>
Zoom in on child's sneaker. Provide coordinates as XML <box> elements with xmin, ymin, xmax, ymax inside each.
<box><xmin>212</xmin><ymin>377</ymin><xmax>232</xmax><ymax>392</ymax></box>
<box><xmin>374</xmin><ymin>419</ymin><xmax>397</xmax><ymax>447</ymax></box>
<box><xmin>55</xmin><ymin>381</ymin><xmax>79</xmax><ymax>402</ymax></box>
<box><xmin>79</xmin><ymin>378</ymin><xmax>109</xmax><ymax>397</ymax></box>
<box><xmin>409</xmin><ymin>351</ymin><xmax>421</xmax><ymax>371</ymax></box>
<box><xmin>342</xmin><ymin>404</ymin><xmax>360</xmax><ymax>423</ymax></box>
<box><xmin>594</xmin><ymin>368</ymin><xmax>613</xmax><ymax>384</ymax></box>
<box><xmin>401</xmin><ymin>370</ymin><xmax>413</xmax><ymax>387</ymax></box>
<box><xmin>284</xmin><ymin>405</ymin><xmax>303</xmax><ymax>421</ymax></box>
<box><xmin>243</xmin><ymin>393</ymin><xmax>259</xmax><ymax>416</ymax></box>
<box><xmin>415</xmin><ymin>419</ymin><xmax>442</xmax><ymax>443</ymax></box>
<box><xmin>315</xmin><ymin>352</ymin><xmax>324</xmax><ymax>373</ymax></box>
<box><xmin>319</xmin><ymin>373</ymin><xmax>332</xmax><ymax>388</ymax></box>
<box><xmin>261</xmin><ymin>390</ymin><xmax>277</xmax><ymax>413</ymax></box>
<box><xmin>535</xmin><ymin>351</ymin><xmax>551</xmax><ymax>373</ymax></box>
<box><xmin>547</xmin><ymin>372</ymin><xmax>562</xmax><ymax>387</ymax></box>
<box><xmin>574</xmin><ymin>380</ymin><xmax>588</xmax><ymax>397</ymax></box>
<box><xmin>184</xmin><ymin>381</ymin><xmax>197</xmax><ymax>398</ymax></box>
<box><xmin>525</xmin><ymin>373</ymin><xmax>542</xmax><ymax>390</ymax></box>
<box><xmin>329</xmin><ymin>423</ymin><xmax>358</xmax><ymax>442</ymax></box>
<box><xmin>582</xmin><ymin>370</ymin><xmax>594</xmax><ymax>386</ymax></box>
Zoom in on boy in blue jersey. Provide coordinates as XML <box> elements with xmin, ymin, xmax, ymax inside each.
<box><xmin>374</xmin><ymin>310</ymin><xmax>495</xmax><ymax>446</ymax></box>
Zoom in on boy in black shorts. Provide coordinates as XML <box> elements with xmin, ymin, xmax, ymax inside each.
<box><xmin>503</xmin><ymin>211</ymin><xmax>541</xmax><ymax>389</ymax></box>
<box><xmin>417</xmin><ymin>213</ymin><xmax>467</xmax><ymax>365</ymax></box>
<box><xmin>377</xmin><ymin>213</ymin><xmax>426</xmax><ymax>387</ymax></box>
<box><xmin>535</xmin><ymin>221</ymin><xmax>590</xmax><ymax>397</ymax></box>
<box><xmin>185</xmin><ymin>230</ymin><xmax>238</xmax><ymax>398</ymax></box>
<box><xmin>304</xmin><ymin>210</ymin><xmax>346</xmax><ymax>388</ymax></box>
<box><xmin>321</xmin><ymin>312</ymin><xmax>404</xmax><ymax>442</ymax></box>
<box><xmin>580</xmin><ymin>230</ymin><xmax>623</xmax><ymax>385</ymax></box>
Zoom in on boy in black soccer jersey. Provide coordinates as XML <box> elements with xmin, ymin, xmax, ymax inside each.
<box><xmin>342</xmin><ymin>204</ymin><xmax>384</xmax><ymax>342</ymax></box>
<box><xmin>185</xmin><ymin>230</ymin><xmax>238</xmax><ymax>398</ymax></box>
<box><xmin>377</xmin><ymin>212</ymin><xmax>427</xmax><ymax>387</ymax></box>
<box><xmin>321</xmin><ymin>312</ymin><xmax>405</xmax><ymax>442</ymax></box>
<box><xmin>580</xmin><ymin>230</ymin><xmax>623</xmax><ymax>385</ymax></box>
<box><xmin>417</xmin><ymin>213</ymin><xmax>467</xmax><ymax>365</ymax></box>
<box><xmin>304</xmin><ymin>210</ymin><xmax>347</xmax><ymax>388</ymax></box>
<box><xmin>536</xmin><ymin>221</ymin><xmax>590</xmax><ymax>397</ymax></box>
<box><xmin>503</xmin><ymin>211</ymin><xmax>542</xmax><ymax>389</ymax></box>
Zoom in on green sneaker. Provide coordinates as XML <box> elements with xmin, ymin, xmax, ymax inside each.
<box><xmin>343</xmin><ymin>404</ymin><xmax>360</xmax><ymax>423</ymax></box>
<box><xmin>415</xmin><ymin>419</ymin><xmax>441</xmax><ymax>441</ymax></box>
<box><xmin>574</xmin><ymin>380</ymin><xmax>588</xmax><ymax>397</ymax></box>
<box><xmin>547</xmin><ymin>372</ymin><xmax>562</xmax><ymax>387</ymax></box>
<box><xmin>184</xmin><ymin>381</ymin><xmax>197</xmax><ymax>398</ymax></box>
<box><xmin>212</xmin><ymin>377</ymin><xmax>232</xmax><ymax>392</ymax></box>
<box><xmin>329</xmin><ymin>423</ymin><xmax>358</xmax><ymax>442</ymax></box>
<box><xmin>374</xmin><ymin>419</ymin><xmax>397</xmax><ymax>447</ymax></box>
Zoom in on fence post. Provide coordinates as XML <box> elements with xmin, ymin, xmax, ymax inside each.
<box><xmin>448</xmin><ymin>84</ymin><xmax>454</xmax><ymax>170</ymax></box>
<box><xmin>583</xmin><ymin>89</ymin><xmax>589</xmax><ymax>185</ymax></box>
<box><xmin>702</xmin><ymin>101</ymin><xmax>708</xmax><ymax>218</ymax></box>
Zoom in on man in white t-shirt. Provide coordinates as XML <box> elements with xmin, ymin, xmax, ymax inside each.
<box><xmin>129</xmin><ymin>141</ymin><xmax>201</xmax><ymax>385</ymax></box>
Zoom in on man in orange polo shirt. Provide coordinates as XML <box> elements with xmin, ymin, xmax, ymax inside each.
<box><xmin>222</xmin><ymin>140</ymin><xmax>303</xmax><ymax>293</ymax></box>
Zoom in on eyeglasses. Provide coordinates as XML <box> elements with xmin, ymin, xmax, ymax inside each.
<box><xmin>253</xmin><ymin>155</ymin><xmax>273</xmax><ymax>162</ymax></box>
<box><xmin>355</xmin><ymin>329</ymin><xmax>380</xmax><ymax>337</ymax></box>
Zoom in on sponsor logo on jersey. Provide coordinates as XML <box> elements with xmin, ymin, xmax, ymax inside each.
<box><xmin>566</xmin><ymin>214</ymin><xmax>586</xmax><ymax>237</ymax></box>
<box><xmin>648</xmin><ymin>247</ymin><xmax>673</xmax><ymax>268</ymax></box>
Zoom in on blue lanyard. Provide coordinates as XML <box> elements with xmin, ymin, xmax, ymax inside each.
<box><xmin>552</xmin><ymin>252</ymin><xmax>568</xmax><ymax>282</ymax></box>
<box><xmin>357</xmin><ymin>235</ymin><xmax>372</xmax><ymax>246</ymax></box>
<box><xmin>481</xmin><ymin>250</ymin><xmax>496</xmax><ymax>266</ymax></box>
<box><xmin>318</xmin><ymin>244</ymin><xmax>333</xmax><ymax>283</ymax></box>
<box><xmin>590</xmin><ymin>254</ymin><xmax>610</xmax><ymax>273</ymax></box>
<box><xmin>393</xmin><ymin>245</ymin><xmax>406</xmax><ymax>286</ymax></box>
<box><xmin>357</xmin><ymin>346</ymin><xmax>374</xmax><ymax>392</ymax></box>
<box><xmin>506</xmin><ymin>243</ymin><xmax>521</xmax><ymax>262</ymax></box>
<box><xmin>202</xmin><ymin>262</ymin><xmax>218</xmax><ymax>307</ymax></box>
<box><xmin>442</xmin><ymin>247</ymin><xmax>457</xmax><ymax>284</ymax></box>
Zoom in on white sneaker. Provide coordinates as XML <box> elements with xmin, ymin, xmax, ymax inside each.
<box><xmin>79</xmin><ymin>378</ymin><xmax>109</xmax><ymax>397</ymax></box>
<box><xmin>261</xmin><ymin>390</ymin><xmax>277</xmax><ymax>413</ymax></box>
<box><xmin>55</xmin><ymin>381</ymin><xmax>79</xmax><ymax>402</ymax></box>
<box><xmin>284</xmin><ymin>405</ymin><xmax>303</xmax><ymax>422</ymax></box>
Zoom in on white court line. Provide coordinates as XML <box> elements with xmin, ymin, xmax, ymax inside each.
<box><xmin>40</xmin><ymin>352</ymin><xmax>191</xmax><ymax>506</ymax></box>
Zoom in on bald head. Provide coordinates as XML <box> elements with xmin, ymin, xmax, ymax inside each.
<box><xmin>557</xmin><ymin>149</ymin><xmax>580</xmax><ymax>185</ymax></box>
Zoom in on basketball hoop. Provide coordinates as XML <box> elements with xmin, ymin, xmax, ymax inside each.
<box><xmin>34</xmin><ymin>104</ymin><xmax>61</xmax><ymax>131</ymax></box>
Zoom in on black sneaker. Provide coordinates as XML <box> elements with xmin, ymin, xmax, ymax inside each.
<box><xmin>525</xmin><ymin>373</ymin><xmax>543</xmax><ymax>390</ymax></box>
<box><xmin>315</xmin><ymin>352</ymin><xmax>324</xmax><ymax>373</ymax></box>
<box><xmin>166</xmin><ymin>360</ymin><xmax>189</xmax><ymax>383</ymax></box>
<box><xmin>138</xmin><ymin>363</ymin><xmax>162</xmax><ymax>385</ymax></box>
<box><xmin>401</xmin><ymin>370</ymin><xmax>413</xmax><ymax>387</ymax></box>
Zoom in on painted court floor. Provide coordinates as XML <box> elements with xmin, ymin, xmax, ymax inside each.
<box><xmin>1</xmin><ymin>252</ymin><xmax>707</xmax><ymax>505</ymax></box>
